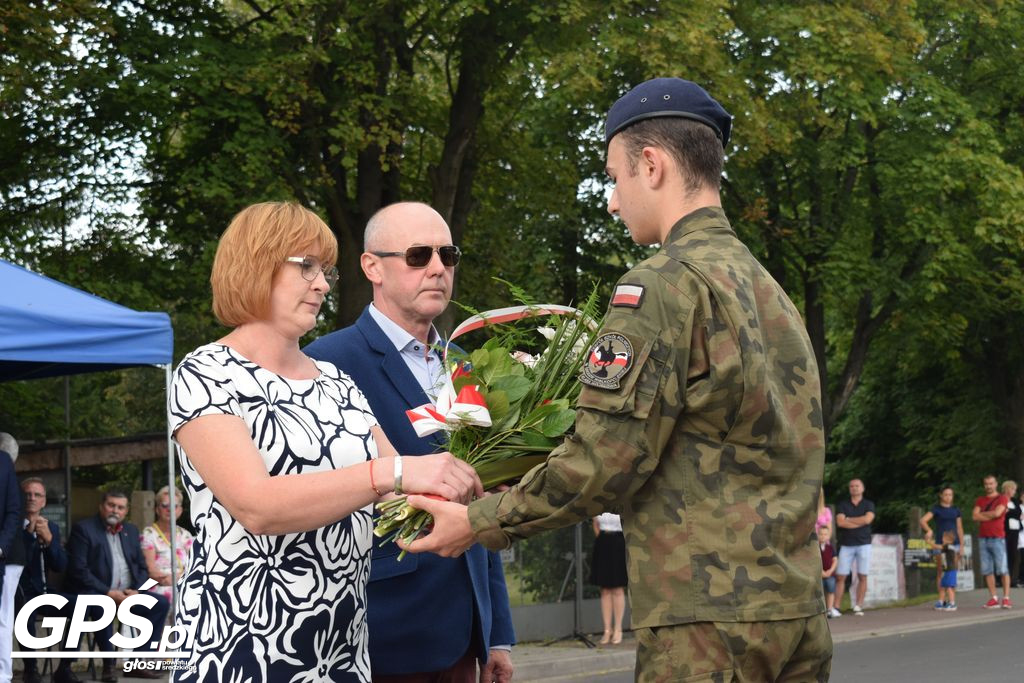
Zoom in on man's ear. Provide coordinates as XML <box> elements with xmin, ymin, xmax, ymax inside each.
<box><xmin>640</xmin><ymin>146</ymin><xmax>667</xmax><ymax>188</ymax></box>
<box><xmin>361</xmin><ymin>252</ymin><xmax>383</xmax><ymax>285</ymax></box>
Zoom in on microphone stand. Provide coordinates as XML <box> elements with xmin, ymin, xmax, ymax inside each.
<box><xmin>547</xmin><ymin>522</ymin><xmax>596</xmax><ymax>648</ymax></box>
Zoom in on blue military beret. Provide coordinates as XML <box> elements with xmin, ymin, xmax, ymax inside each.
<box><xmin>604</xmin><ymin>77</ymin><xmax>732</xmax><ymax>147</ymax></box>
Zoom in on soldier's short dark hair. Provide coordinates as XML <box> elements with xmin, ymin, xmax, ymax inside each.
<box><xmin>102</xmin><ymin>488</ymin><xmax>130</xmax><ymax>504</ymax></box>
<box><xmin>618</xmin><ymin>117</ymin><xmax>724</xmax><ymax>193</ymax></box>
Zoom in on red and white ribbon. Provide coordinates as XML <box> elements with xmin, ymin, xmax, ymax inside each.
<box><xmin>405</xmin><ymin>364</ymin><xmax>491</xmax><ymax>438</ymax></box>
<box><xmin>445</xmin><ymin>304</ymin><xmax>597</xmax><ymax>362</ymax></box>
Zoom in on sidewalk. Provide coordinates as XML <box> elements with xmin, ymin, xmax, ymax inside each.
<box><xmin>514</xmin><ymin>588</ymin><xmax>1024</xmax><ymax>682</ymax></box>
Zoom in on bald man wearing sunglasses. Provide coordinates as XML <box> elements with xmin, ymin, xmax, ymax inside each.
<box><xmin>305</xmin><ymin>202</ymin><xmax>515</xmax><ymax>683</ymax></box>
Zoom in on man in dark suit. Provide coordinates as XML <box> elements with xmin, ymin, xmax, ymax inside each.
<box><xmin>306</xmin><ymin>202</ymin><xmax>515</xmax><ymax>683</ymax></box>
<box><xmin>66</xmin><ymin>490</ymin><xmax>169</xmax><ymax>682</ymax></box>
<box><xmin>0</xmin><ymin>436</ymin><xmax>21</xmax><ymax>568</ymax></box>
<box><xmin>17</xmin><ymin>477</ymin><xmax>81</xmax><ymax>683</ymax></box>
<box><xmin>0</xmin><ymin>433</ymin><xmax>23</xmax><ymax>683</ymax></box>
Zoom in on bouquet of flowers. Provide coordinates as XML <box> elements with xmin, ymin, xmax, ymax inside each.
<box><xmin>373</xmin><ymin>289</ymin><xmax>602</xmax><ymax>555</ymax></box>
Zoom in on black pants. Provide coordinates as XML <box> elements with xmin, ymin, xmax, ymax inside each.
<box><xmin>1007</xmin><ymin>531</ymin><xmax>1020</xmax><ymax>585</ymax></box>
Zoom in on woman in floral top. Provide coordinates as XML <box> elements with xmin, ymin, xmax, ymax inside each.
<box><xmin>141</xmin><ymin>485</ymin><xmax>194</xmax><ymax>602</ymax></box>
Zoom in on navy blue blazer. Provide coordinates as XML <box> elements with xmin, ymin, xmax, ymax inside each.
<box><xmin>0</xmin><ymin>451</ymin><xmax>21</xmax><ymax>562</ymax></box>
<box><xmin>66</xmin><ymin>515</ymin><xmax>150</xmax><ymax>595</ymax></box>
<box><xmin>306</xmin><ymin>306</ymin><xmax>515</xmax><ymax>674</ymax></box>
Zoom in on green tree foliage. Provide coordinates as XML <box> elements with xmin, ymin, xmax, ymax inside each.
<box><xmin>122</xmin><ymin>0</ymin><xmax>615</xmax><ymax>330</ymax></box>
<box><xmin>720</xmin><ymin>2</ymin><xmax>1022</xmax><ymax>435</ymax></box>
<box><xmin>3</xmin><ymin>1</ymin><xmax>1024</xmax><ymax>534</ymax></box>
<box><xmin>0</xmin><ymin>1</ymin><xmax>142</xmax><ymax>256</ymax></box>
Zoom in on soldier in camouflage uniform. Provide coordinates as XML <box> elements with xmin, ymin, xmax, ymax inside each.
<box><xmin>403</xmin><ymin>77</ymin><xmax>832</xmax><ymax>682</ymax></box>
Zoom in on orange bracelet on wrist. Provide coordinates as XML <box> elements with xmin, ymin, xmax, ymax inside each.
<box><xmin>369</xmin><ymin>459</ymin><xmax>384</xmax><ymax>497</ymax></box>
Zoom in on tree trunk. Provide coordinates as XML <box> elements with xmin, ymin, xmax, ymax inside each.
<box><xmin>429</xmin><ymin>14</ymin><xmax>501</xmax><ymax>332</ymax></box>
<box><xmin>328</xmin><ymin>5</ymin><xmax>406</xmax><ymax>330</ymax></box>
<box><xmin>803</xmin><ymin>273</ymin><xmax>828</xmax><ymax>432</ymax></box>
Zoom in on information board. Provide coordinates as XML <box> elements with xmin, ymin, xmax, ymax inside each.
<box><xmin>849</xmin><ymin>534</ymin><xmax>906</xmax><ymax>607</ymax></box>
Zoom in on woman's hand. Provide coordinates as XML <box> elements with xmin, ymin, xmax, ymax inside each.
<box><xmin>401</xmin><ymin>452</ymin><xmax>483</xmax><ymax>504</ymax></box>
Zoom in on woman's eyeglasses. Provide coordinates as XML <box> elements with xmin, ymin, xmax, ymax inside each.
<box><xmin>285</xmin><ymin>256</ymin><xmax>340</xmax><ymax>288</ymax></box>
<box><xmin>371</xmin><ymin>245</ymin><xmax>461</xmax><ymax>268</ymax></box>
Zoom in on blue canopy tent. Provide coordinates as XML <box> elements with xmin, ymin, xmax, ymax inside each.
<box><xmin>0</xmin><ymin>258</ymin><xmax>181</xmax><ymax>608</ymax></box>
<box><xmin>0</xmin><ymin>259</ymin><xmax>173</xmax><ymax>381</ymax></box>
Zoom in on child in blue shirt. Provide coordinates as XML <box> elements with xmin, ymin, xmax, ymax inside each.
<box><xmin>931</xmin><ymin>530</ymin><xmax>959</xmax><ymax>610</ymax></box>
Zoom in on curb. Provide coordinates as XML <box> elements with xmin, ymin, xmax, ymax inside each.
<box><xmin>515</xmin><ymin>642</ymin><xmax>635</xmax><ymax>682</ymax></box>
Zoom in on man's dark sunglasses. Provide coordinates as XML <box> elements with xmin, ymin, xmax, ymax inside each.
<box><xmin>371</xmin><ymin>245</ymin><xmax>461</xmax><ymax>268</ymax></box>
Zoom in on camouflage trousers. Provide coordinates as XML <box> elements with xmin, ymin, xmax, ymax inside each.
<box><xmin>634</xmin><ymin>614</ymin><xmax>832</xmax><ymax>682</ymax></box>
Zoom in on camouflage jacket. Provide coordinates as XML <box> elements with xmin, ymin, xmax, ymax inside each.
<box><xmin>469</xmin><ymin>206</ymin><xmax>826</xmax><ymax>628</ymax></box>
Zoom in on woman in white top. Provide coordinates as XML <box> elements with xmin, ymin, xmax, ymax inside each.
<box><xmin>168</xmin><ymin>202</ymin><xmax>481</xmax><ymax>681</ymax></box>
<box><xmin>1017</xmin><ymin>490</ymin><xmax>1024</xmax><ymax>586</ymax></box>
<box><xmin>1004</xmin><ymin>481</ymin><xmax>1021</xmax><ymax>587</ymax></box>
<box><xmin>590</xmin><ymin>512</ymin><xmax>627</xmax><ymax>644</ymax></box>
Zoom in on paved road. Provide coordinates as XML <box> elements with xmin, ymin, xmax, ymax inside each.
<box><xmin>536</xmin><ymin>615</ymin><xmax>1024</xmax><ymax>682</ymax></box>
<box><xmin>831</xmin><ymin>617</ymin><xmax>1020</xmax><ymax>683</ymax></box>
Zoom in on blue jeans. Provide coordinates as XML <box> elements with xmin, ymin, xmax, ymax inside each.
<box><xmin>980</xmin><ymin>536</ymin><xmax>1009</xmax><ymax>576</ymax></box>
<box><xmin>837</xmin><ymin>544</ymin><xmax>871</xmax><ymax>576</ymax></box>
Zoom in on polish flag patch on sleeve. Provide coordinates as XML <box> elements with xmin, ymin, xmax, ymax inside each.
<box><xmin>611</xmin><ymin>283</ymin><xmax>645</xmax><ymax>308</ymax></box>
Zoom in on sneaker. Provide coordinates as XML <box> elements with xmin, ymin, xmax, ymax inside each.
<box><xmin>827</xmin><ymin>607</ymin><xmax>841</xmax><ymax>618</ymax></box>
<box><xmin>984</xmin><ymin>597</ymin><xmax>1000</xmax><ymax>608</ymax></box>
<box><xmin>934</xmin><ymin>600</ymin><xmax>947</xmax><ymax>610</ymax></box>
<box><xmin>1002</xmin><ymin>597</ymin><xmax>1013</xmax><ymax>609</ymax></box>
<box><xmin>852</xmin><ymin>604</ymin><xmax>864</xmax><ymax>616</ymax></box>
<box><xmin>944</xmin><ymin>603</ymin><xmax>957</xmax><ymax>611</ymax></box>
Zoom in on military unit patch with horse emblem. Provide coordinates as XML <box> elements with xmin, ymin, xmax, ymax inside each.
<box><xmin>581</xmin><ymin>333</ymin><xmax>634</xmax><ymax>389</ymax></box>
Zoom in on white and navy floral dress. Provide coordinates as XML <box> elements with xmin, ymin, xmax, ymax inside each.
<box><xmin>168</xmin><ymin>343</ymin><xmax>377</xmax><ymax>682</ymax></box>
